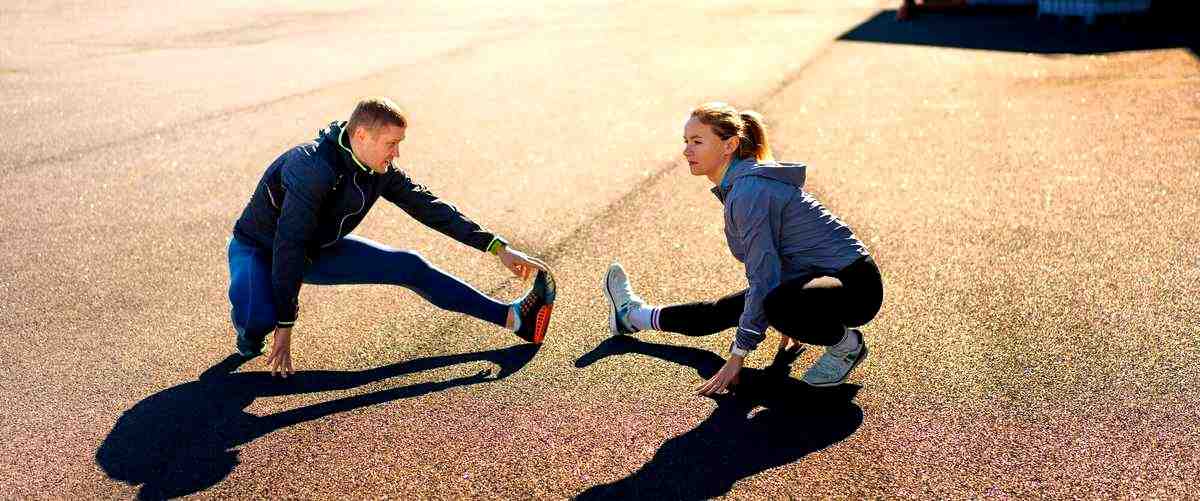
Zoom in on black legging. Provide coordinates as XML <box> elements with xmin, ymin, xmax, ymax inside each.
<box><xmin>657</xmin><ymin>256</ymin><xmax>883</xmax><ymax>346</ymax></box>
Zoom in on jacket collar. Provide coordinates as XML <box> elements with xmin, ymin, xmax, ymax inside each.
<box><xmin>337</xmin><ymin>126</ymin><xmax>376</xmax><ymax>175</ymax></box>
<box><xmin>710</xmin><ymin>157</ymin><xmax>755</xmax><ymax>203</ymax></box>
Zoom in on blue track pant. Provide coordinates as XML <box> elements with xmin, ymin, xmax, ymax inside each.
<box><xmin>228</xmin><ymin>234</ymin><xmax>509</xmax><ymax>342</ymax></box>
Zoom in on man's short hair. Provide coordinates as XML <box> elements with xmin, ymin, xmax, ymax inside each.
<box><xmin>346</xmin><ymin>97</ymin><xmax>407</xmax><ymax>136</ymax></box>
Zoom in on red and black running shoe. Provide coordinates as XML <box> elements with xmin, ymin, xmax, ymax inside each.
<box><xmin>514</xmin><ymin>270</ymin><xmax>556</xmax><ymax>344</ymax></box>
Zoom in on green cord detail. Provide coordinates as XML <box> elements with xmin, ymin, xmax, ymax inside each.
<box><xmin>338</xmin><ymin>127</ymin><xmax>373</xmax><ymax>174</ymax></box>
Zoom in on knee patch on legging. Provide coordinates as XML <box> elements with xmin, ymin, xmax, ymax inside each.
<box><xmin>390</xmin><ymin>250</ymin><xmax>433</xmax><ymax>285</ymax></box>
<box><xmin>763</xmin><ymin>287</ymin><xmax>843</xmax><ymax>344</ymax></box>
<box><xmin>763</xmin><ymin>288</ymin><xmax>789</xmax><ymax>328</ymax></box>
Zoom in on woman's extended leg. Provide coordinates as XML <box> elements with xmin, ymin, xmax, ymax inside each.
<box><xmin>603</xmin><ymin>262</ymin><xmax>743</xmax><ymax>337</ymax></box>
<box><xmin>655</xmin><ymin>290</ymin><xmax>745</xmax><ymax>337</ymax></box>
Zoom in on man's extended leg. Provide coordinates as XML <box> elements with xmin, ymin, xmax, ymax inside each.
<box><xmin>304</xmin><ymin>234</ymin><xmax>510</xmax><ymax>327</ymax></box>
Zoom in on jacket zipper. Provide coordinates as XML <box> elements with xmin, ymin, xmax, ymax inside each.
<box><xmin>323</xmin><ymin>171</ymin><xmax>365</xmax><ymax>248</ymax></box>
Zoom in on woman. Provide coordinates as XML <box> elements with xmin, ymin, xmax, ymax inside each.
<box><xmin>603</xmin><ymin>102</ymin><xmax>883</xmax><ymax>395</ymax></box>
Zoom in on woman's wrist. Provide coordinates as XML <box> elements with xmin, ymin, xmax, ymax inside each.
<box><xmin>729</xmin><ymin>340</ymin><xmax>750</xmax><ymax>358</ymax></box>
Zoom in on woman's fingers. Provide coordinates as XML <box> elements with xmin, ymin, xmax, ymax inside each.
<box><xmin>697</xmin><ymin>374</ymin><xmax>727</xmax><ymax>396</ymax></box>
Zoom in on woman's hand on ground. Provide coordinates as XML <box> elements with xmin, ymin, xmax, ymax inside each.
<box><xmin>697</xmin><ymin>355</ymin><xmax>744</xmax><ymax>396</ymax></box>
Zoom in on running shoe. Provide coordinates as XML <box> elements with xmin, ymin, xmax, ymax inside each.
<box><xmin>514</xmin><ymin>270</ymin><xmax>556</xmax><ymax>344</ymax></box>
<box><xmin>603</xmin><ymin>262</ymin><xmax>644</xmax><ymax>337</ymax></box>
<box><xmin>802</xmin><ymin>328</ymin><xmax>868</xmax><ymax>387</ymax></box>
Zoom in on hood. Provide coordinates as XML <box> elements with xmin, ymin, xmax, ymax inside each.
<box><xmin>712</xmin><ymin>158</ymin><xmax>807</xmax><ymax>201</ymax></box>
<box><xmin>735</xmin><ymin>160</ymin><xmax>807</xmax><ymax>188</ymax></box>
<box><xmin>315</xmin><ymin>120</ymin><xmax>345</xmax><ymax>144</ymax></box>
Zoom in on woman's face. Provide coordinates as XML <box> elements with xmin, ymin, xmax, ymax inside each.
<box><xmin>682</xmin><ymin>117</ymin><xmax>735</xmax><ymax>181</ymax></box>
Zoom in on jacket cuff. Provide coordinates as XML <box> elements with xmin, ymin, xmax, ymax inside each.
<box><xmin>729</xmin><ymin>340</ymin><xmax>750</xmax><ymax>357</ymax></box>
<box><xmin>486</xmin><ymin>235</ymin><xmax>509</xmax><ymax>255</ymax></box>
<box><xmin>734</xmin><ymin>327</ymin><xmax>763</xmax><ymax>354</ymax></box>
<box><xmin>275</xmin><ymin>305</ymin><xmax>297</xmax><ymax>328</ymax></box>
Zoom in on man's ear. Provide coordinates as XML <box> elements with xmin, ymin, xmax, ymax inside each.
<box><xmin>352</xmin><ymin>125</ymin><xmax>368</xmax><ymax>143</ymax></box>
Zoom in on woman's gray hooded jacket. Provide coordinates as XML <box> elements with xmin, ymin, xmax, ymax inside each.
<box><xmin>712</xmin><ymin>157</ymin><xmax>869</xmax><ymax>354</ymax></box>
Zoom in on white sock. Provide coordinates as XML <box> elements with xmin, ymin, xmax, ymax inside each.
<box><xmin>626</xmin><ymin>306</ymin><xmax>660</xmax><ymax>331</ymax></box>
<box><xmin>832</xmin><ymin>327</ymin><xmax>858</xmax><ymax>351</ymax></box>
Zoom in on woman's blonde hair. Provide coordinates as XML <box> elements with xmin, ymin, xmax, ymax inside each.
<box><xmin>690</xmin><ymin>102</ymin><xmax>774</xmax><ymax>162</ymax></box>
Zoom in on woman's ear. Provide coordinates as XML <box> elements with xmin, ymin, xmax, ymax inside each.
<box><xmin>724</xmin><ymin>136</ymin><xmax>740</xmax><ymax>157</ymax></box>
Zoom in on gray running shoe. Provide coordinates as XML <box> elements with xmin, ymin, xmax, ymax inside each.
<box><xmin>603</xmin><ymin>262</ymin><xmax>644</xmax><ymax>337</ymax></box>
<box><xmin>802</xmin><ymin>328</ymin><xmax>868</xmax><ymax>387</ymax></box>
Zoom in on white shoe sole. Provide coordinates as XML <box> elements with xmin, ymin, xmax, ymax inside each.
<box><xmin>603</xmin><ymin>266</ymin><xmax>623</xmax><ymax>337</ymax></box>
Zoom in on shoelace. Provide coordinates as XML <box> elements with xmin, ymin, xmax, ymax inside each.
<box><xmin>821</xmin><ymin>344</ymin><xmax>858</xmax><ymax>370</ymax></box>
<box><xmin>811</xmin><ymin>354</ymin><xmax>844</xmax><ymax>376</ymax></box>
<box><xmin>618</xmin><ymin>281</ymin><xmax>642</xmax><ymax>305</ymax></box>
<box><xmin>519</xmin><ymin>284</ymin><xmax>543</xmax><ymax>317</ymax></box>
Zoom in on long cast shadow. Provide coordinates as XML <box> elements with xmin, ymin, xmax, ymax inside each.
<box><xmin>96</xmin><ymin>344</ymin><xmax>539</xmax><ymax>500</ymax></box>
<box><xmin>574</xmin><ymin>337</ymin><xmax>863</xmax><ymax>500</ymax></box>
<box><xmin>840</xmin><ymin>9</ymin><xmax>1198</xmax><ymax>58</ymax></box>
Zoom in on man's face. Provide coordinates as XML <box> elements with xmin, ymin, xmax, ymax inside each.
<box><xmin>352</xmin><ymin>123</ymin><xmax>406</xmax><ymax>173</ymax></box>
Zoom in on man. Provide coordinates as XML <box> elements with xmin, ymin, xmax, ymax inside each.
<box><xmin>228</xmin><ymin>97</ymin><xmax>555</xmax><ymax>377</ymax></box>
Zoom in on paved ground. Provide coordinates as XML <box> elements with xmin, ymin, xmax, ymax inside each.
<box><xmin>1</xmin><ymin>1</ymin><xmax>1197</xmax><ymax>498</ymax></box>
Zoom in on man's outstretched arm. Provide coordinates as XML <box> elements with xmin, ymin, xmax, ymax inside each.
<box><xmin>382</xmin><ymin>169</ymin><xmax>496</xmax><ymax>250</ymax></box>
<box><xmin>383</xmin><ymin>170</ymin><xmax>549</xmax><ymax>278</ymax></box>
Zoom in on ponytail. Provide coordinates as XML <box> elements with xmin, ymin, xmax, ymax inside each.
<box><xmin>738</xmin><ymin>110</ymin><xmax>774</xmax><ymax>162</ymax></box>
<box><xmin>690</xmin><ymin>102</ymin><xmax>774</xmax><ymax>162</ymax></box>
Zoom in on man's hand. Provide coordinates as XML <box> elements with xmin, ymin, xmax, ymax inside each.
<box><xmin>697</xmin><ymin>355</ymin><xmax>744</xmax><ymax>396</ymax></box>
<box><xmin>497</xmin><ymin>246</ymin><xmax>549</xmax><ymax>280</ymax></box>
<box><xmin>264</xmin><ymin>326</ymin><xmax>294</xmax><ymax>378</ymax></box>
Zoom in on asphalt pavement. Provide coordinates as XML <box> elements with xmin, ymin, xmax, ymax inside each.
<box><xmin>1</xmin><ymin>0</ymin><xmax>1197</xmax><ymax>498</ymax></box>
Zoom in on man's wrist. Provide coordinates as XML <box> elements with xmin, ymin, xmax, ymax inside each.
<box><xmin>486</xmin><ymin>236</ymin><xmax>509</xmax><ymax>255</ymax></box>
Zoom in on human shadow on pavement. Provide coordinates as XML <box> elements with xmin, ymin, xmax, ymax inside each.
<box><xmin>573</xmin><ymin>337</ymin><xmax>863</xmax><ymax>500</ymax></box>
<box><xmin>96</xmin><ymin>344</ymin><xmax>539</xmax><ymax>500</ymax></box>
<box><xmin>840</xmin><ymin>9</ymin><xmax>1198</xmax><ymax>58</ymax></box>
